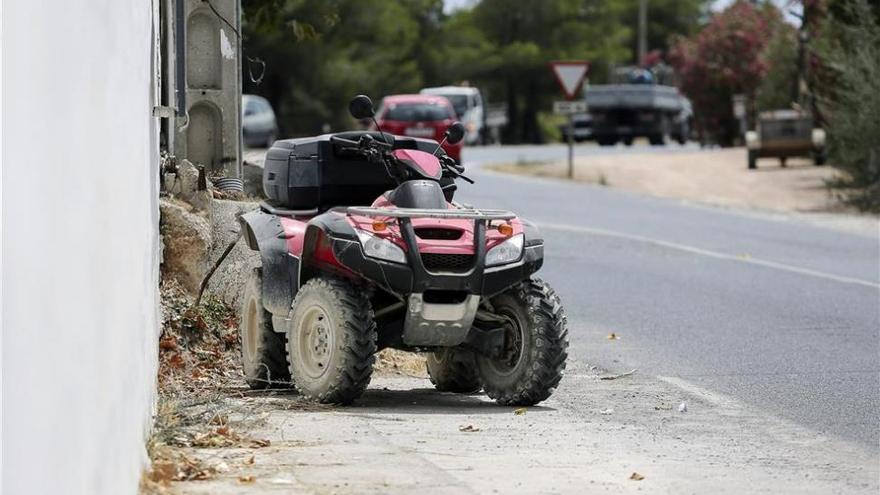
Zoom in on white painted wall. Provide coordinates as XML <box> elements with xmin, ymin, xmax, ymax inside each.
<box><xmin>2</xmin><ymin>1</ymin><xmax>160</xmax><ymax>494</ymax></box>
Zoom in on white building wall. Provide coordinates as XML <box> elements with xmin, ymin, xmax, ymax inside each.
<box><xmin>2</xmin><ymin>1</ymin><xmax>160</xmax><ymax>494</ymax></box>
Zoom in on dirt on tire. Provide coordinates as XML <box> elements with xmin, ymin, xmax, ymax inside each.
<box><xmin>239</xmin><ymin>268</ymin><xmax>291</xmax><ymax>389</ymax></box>
<box><xmin>477</xmin><ymin>278</ymin><xmax>569</xmax><ymax>406</ymax></box>
<box><xmin>426</xmin><ymin>348</ymin><xmax>482</xmax><ymax>393</ymax></box>
<box><xmin>287</xmin><ymin>277</ymin><xmax>377</xmax><ymax>404</ymax></box>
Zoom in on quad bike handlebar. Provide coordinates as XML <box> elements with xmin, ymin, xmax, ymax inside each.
<box><xmin>329</xmin><ymin>133</ymin><xmax>473</xmax><ymax>184</ymax></box>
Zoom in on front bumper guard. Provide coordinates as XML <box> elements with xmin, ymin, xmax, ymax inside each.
<box><xmin>344</xmin><ymin>206</ymin><xmax>518</xmax><ymax>294</ymax></box>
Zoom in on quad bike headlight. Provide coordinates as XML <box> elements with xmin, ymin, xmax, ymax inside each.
<box><xmin>356</xmin><ymin>231</ymin><xmax>407</xmax><ymax>264</ymax></box>
<box><xmin>486</xmin><ymin>234</ymin><xmax>524</xmax><ymax>267</ymax></box>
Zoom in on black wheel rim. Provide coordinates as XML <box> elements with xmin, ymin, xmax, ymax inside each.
<box><xmin>485</xmin><ymin>309</ymin><xmax>525</xmax><ymax>376</ymax></box>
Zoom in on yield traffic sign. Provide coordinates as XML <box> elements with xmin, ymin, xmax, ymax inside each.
<box><xmin>549</xmin><ymin>61</ymin><xmax>589</xmax><ymax>100</ymax></box>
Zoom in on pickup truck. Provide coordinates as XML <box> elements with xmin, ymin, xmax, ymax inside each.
<box><xmin>584</xmin><ymin>67</ymin><xmax>691</xmax><ymax>146</ymax></box>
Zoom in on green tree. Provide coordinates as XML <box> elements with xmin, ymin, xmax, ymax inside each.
<box><xmin>669</xmin><ymin>1</ymin><xmax>784</xmax><ymax>145</ymax></box>
<box><xmin>814</xmin><ymin>0</ymin><xmax>880</xmax><ymax>211</ymax></box>
<box><xmin>241</xmin><ymin>0</ymin><xmax>708</xmax><ymax>143</ymax></box>
<box><xmin>242</xmin><ymin>0</ymin><xmax>442</xmax><ymax>135</ymax></box>
<box><xmin>465</xmin><ymin>0</ymin><xmax>630</xmax><ymax>142</ymax></box>
<box><xmin>754</xmin><ymin>20</ymin><xmax>798</xmax><ymax>112</ymax></box>
<box><xmin>621</xmin><ymin>0</ymin><xmax>711</xmax><ymax>65</ymax></box>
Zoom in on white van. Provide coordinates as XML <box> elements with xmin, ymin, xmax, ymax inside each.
<box><xmin>419</xmin><ymin>86</ymin><xmax>484</xmax><ymax>145</ymax></box>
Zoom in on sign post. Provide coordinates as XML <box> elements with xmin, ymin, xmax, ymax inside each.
<box><xmin>549</xmin><ymin>61</ymin><xmax>589</xmax><ymax>179</ymax></box>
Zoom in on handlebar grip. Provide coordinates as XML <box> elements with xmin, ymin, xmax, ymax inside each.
<box><xmin>330</xmin><ymin>135</ymin><xmax>361</xmax><ymax>147</ymax></box>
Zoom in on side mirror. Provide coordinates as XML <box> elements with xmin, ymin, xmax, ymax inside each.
<box><xmin>445</xmin><ymin>122</ymin><xmax>466</xmax><ymax>145</ymax></box>
<box><xmin>349</xmin><ymin>95</ymin><xmax>375</xmax><ymax>120</ymax></box>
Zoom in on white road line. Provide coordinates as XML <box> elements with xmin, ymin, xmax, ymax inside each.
<box><xmin>538</xmin><ymin>221</ymin><xmax>880</xmax><ymax>289</ymax></box>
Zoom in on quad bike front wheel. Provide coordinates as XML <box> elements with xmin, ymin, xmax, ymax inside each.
<box><xmin>477</xmin><ymin>278</ymin><xmax>569</xmax><ymax>406</ymax></box>
<box><xmin>287</xmin><ymin>277</ymin><xmax>377</xmax><ymax>404</ymax></box>
<box><xmin>426</xmin><ymin>348</ymin><xmax>482</xmax><ymax>393</ymax></box>
<box><xmin>239</xmin><ymin>268</ymin><xmax>291</xmax><ymax>389</ymax></box>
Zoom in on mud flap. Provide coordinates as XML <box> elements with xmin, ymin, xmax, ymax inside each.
<box><xmin>239</xmin><ymin>209</ymin><xmax>299</xmax><ymax>318</ymax></box>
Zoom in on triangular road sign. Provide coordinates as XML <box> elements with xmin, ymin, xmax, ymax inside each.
<box><xmin>550</xmin><ymin>61</ymin><xmax>589</xmax><ymax>100</ymax></box>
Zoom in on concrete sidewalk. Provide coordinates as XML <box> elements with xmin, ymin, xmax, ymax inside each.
<box><xmin>168</xmin><ymin>361</ymin><xmax>878</xmax><ymax>494</ymax></box>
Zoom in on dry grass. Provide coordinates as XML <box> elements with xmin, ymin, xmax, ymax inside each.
<box><xmin>490</xmin><ymin>147</ymin><xmax>851</xmax><ymax>213</ymax></box>
<box><xmin>141</xmin><ymin>282</ymin><xmax>292</xmax><ymax>494</ymax></box>
<box><xmin>142</xmin><ymin>283</ymin><xmax>430</xmax><ymax>493</ymax></box>
<box><xmin>374</xmin><ymin>348</ymin><xmax>428</xmax><ymax>378</ymax></box>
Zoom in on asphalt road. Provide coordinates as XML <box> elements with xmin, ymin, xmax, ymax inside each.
<box><xmin>457</xmin><ymin>143</ymin><xmax>880</xmax><ymax>449</ymax></box>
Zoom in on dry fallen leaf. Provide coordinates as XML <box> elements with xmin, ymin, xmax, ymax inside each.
<box><xmin>250</xmin><ymin>438</ymin><xmax>271</xmax><ymax>448</ymax></box>
<box><xmin>192</xmin><ymin>470</ymin><xmax>213</xmax><ymax>481</ymax></box>
<box><xmin>159</xmin><ymin>335</ymin><xmax>178</xmax><ymax>351</ymax></box>
<box><xmin>600</xmin><ymin>369</ymin><xmax>637</xmax><ymax>381</ymax></box>
<box><xmin>459</xmin><ymin>424</ymin><xmax>480</xmax><ymax>432</ymax></box>
<box><xmin>630</xmin><ymin>472</ymin><xmax>645</xmax><ymax>481</ymax></box>
<box><xmin>244</xmin><ymin>455</ymin><xmax>255</xmax><ymax>465</ymax></box>
<box><xmin>239</xmin><ymin>475</ymin><xmax>256</xmax><ymax>483</ymax></box>
<box><xmin>513</xmin><ymin>408</ymin><xmax>527</xmax><ymax>416</ymax></box>
<box><xmin>607</xmin><ymin>333</ymin><xmax>619</xmax><ymax>340</ymax></box>
<box><xmin>167</xmin><ymin>353</ymin><xmax>185</xmax><ymax>369</ymax></box>
<box><xmin>149</xmin><ymin>461</ymin><xmax>178</xmax><ymax>484</ymax></box>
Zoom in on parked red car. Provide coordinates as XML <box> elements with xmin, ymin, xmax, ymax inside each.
<box><xmin>373</xmin><ymin>94</ymin><xmax>463</xmax><ymax>162</ymax></box>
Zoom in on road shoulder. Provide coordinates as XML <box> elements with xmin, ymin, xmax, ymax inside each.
<box><xmin>166</xmin><ymin>362</ymin><xmax>878</xmax><ymax>494</ymax></box>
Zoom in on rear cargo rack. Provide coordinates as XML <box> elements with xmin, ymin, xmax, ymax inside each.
<box><xmin>346</xmin><ymin>206</ymin><xmax>516</xmax><ymax>220</ymax></box>
<box><xmin>260</xmin><ymin>201</ymin><xmax>319</xmax><ymax>217</ymax></box>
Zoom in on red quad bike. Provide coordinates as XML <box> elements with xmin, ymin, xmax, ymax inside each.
<box><xmin>238</xmin><ymin>95</ymin><xmax>568</xmax><ymax>405</ymax></box>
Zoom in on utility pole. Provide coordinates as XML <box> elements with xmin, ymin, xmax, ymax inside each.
<box><xmin>637</xmin><ymin>0</ymin><xmax>647</xmax><ymax>65</ymax></box>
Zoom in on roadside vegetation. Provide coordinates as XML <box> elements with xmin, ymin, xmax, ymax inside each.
<box><xmin>141</xmin><ymin>280</ymin><xmax>424</xmax><ymax>492</ymax></box>
<box><xmin>814</xmin><ymin>0</ymin><xmax>880</xmax><ymax>212</ymax></box>
<box><xmin>140</xmin><ymin>282</ymin><xmax>285</xmax><ymax>493</ymax></box>
<box><xmin>669</xmin><ymin>0</ymin><xmax>879</xmax><ymax>211</ymax></box>
<box><xmin>242</xmin><ymin>0</ymin><xmax>707</xmax><ymax>142</ymax></box>
<box><xmin>668</xmin><ymin>2</ymin><xmax>796</xmax><ymax>146</ymax></box>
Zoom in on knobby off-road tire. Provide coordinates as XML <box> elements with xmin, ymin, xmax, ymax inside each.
<box><xmin>287</xmin><ymin>277</ymin><xmax>377</xmax><ymax>404</ymax></box>
<box><xmin>477</xmin><ymin>278</ymin><xmax>569</xmax><ymax>406</ymax></box>
<box><xmin>426</xmin><ymin>348</ymin><xmax>482</xmax><ymax>393</ymax></box>
<box><xmin>239</xmin><ymin>268</ymin><xmax>291</xmax><ymax>389</ymax></box>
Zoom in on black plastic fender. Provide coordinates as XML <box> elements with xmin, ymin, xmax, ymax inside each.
<box><xmin>520</xmin><ymin>218</ymin><xmax>543</xmax><ymax>247</ymax></box>
<box><xmin>239</xmin><ymin>209</ymin><xmax>299</xmax><ymax>317</ymax></box>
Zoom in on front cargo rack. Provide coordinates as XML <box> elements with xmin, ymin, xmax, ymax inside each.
<box><xmin>342</xmin><ymin>206</ymin><xmax>518</xmax><ymax>293</ymax></box>
<box><xmin>345</xmin><ymin>206</ymin><xmax>516</xmax><ymax>221</ymax></box>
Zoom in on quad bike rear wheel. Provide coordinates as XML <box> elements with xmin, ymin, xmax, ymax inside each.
<box><xmin>477</xmin><ymin>278</ymin><xmax>569</xmax><ymax>406</ymax></box>
<box><xmin>240</xmin><ymin>268</ymin><xmax>291</xmax><ymax>389</ymax></box>
<box><xmin>287</xmin><ymin>277</ymin><xmax>377</xmax><ymax>404</ymax></box>
<box><xmin>426</xmin><ymin>348</ymin><xmax>482</xmax><ymax>393</ymax></box>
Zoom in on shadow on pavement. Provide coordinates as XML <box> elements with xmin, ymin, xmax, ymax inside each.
<box><xmin>351</xmin><ymin>386</ymin><xmax>557</xmax><ymax>415</ymax></box>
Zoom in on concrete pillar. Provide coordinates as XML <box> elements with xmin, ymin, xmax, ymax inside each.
<box><xmin>164</xmin><ymin>0</ymin><xmax>242</xmax><ymax>178</ymax></box>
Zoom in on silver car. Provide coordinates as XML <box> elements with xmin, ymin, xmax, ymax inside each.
<box><xmin>242</xmin><ymin>94</ymin><xmax>278</xmax><ymax>148</ymax></box>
